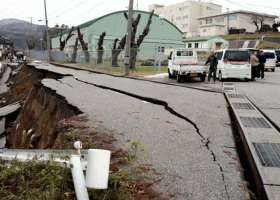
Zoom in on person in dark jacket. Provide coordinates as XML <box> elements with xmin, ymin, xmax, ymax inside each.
<box><xmin>258</xmin><ymin>51</ymin><xmax>266</xmax><ymax>80</ymax></box>
<box><xmin>205</xmin><ymin>51</ymin><xmax>218</xmax><ymax>84</ymax></box>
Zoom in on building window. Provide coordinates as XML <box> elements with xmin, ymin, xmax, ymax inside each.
<box><xmin>158</xmin><ymin>46</ymin><xmax>165</xmax><ymax>52</ymax></box>
<box><xmin>199</xmin><ymin>21</ymin><xmax>202</xmax><ymax>25</ymax></box>
<box><xmin>229</xmin><ymin>15</ymin><xmax>237</xmax><ymax>21</ymax></box>
<box><xmin>188</xmin><ymin>43</ymin><xmax>192</xmax><ymax>48</ymax></box>
<box><xmin>183</xmin><ymin>15</ymin><xmax>188</xmax><ymax>19</ymax></box>
<box><xmin>203</xmin><ymin>29</ymin><xmax>207</xmax><ymax>33</ymax></box>
<box><xmin>216</xmin><ymin>17</ymin><xmax>224</xmax><ymax>23</ymax></box>
<box><xmin>207</xmin><ymin>7</ymin><xmax>211</xmax><ymax>10</ymax></box>
<box><xmin>182</xmin><ymin>24</ymin><xmax>188</xmax><ymax>28</ymax></box>
<box><xmin>183</xmin><ymin>6</ymin><xmax>188</xmax><ymax>10</ymax></box>
<box><xmin>206</xmin><ymin>18</ymin><xmax>213</xmax><ymax>24</ymax></box>
<box><xmin>195</xmin><ymin>43</ymin><xmax>199</xmax><ymax>48</ymax></box>
<box><xmin>179</xmin><ymin>7</ymin><xmax>182</xmax><ymax>11</ymax></box>
<box><xmin>176</xmin><ymin>16</ymin><xmax>181</xmax><ymax>20</ymax></box>
<box><xmin>170</xmin><ymin>9</ymin><xmax>172</xmax><ymax>13</ymax></box>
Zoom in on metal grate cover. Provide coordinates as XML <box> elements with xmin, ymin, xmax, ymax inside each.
<box><xmin>233</xmin><ymin>103</ymin><xmax>255</xmax><ymax>110</ymax></box>
<box><xmin>228</xmin><ymin>94</ymin><xmax>245</xmax><ymax>99</ymax></box>
<box><xmin>240</xmin><ymin>117</ymin><xmax>271</xmax><ymax>128</ymax></box>
<box><xmin>224</xmin><ymin>87</ymin><xmax>235</xmax><ymax>90</ymax></box>
<box><xmin>224</xmin><ymin>83</ymin><xmax>234</xmax><ymax>86</ymax></box>
<box><xmin>253</xmin><ymin>143</ymin><xmax>280</xmax><ymax>167</ymax></box>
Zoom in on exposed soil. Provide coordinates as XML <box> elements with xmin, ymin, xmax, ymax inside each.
<box><xmin>1</xmin><ymin>63</ymin><xmax>161</xmax><ymax>199</ymax></box>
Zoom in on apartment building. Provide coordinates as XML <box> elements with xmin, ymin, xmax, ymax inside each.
<box><xmin>149</xmin><ymin>1</ymin><xmax>222</xmax><ymax>38</ymax></box>
<box><xmin>197</xmin><ymin>10</ymin><xmax>277</xmax><ymax>36</ymax></box>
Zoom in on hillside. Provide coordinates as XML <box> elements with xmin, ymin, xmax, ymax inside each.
<box><xmin>0</xmin><ymin>18</ymin><xmax>46</xmax><ymax>50</ymax></box>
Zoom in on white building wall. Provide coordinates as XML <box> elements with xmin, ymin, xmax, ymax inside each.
<box><xmin>198</xmin><ymin>12</ymin><xmax>276</xmax><ymax>35</ymax></box>
<box><xmin>150</xmin><ymin>1</ymin><xmax>222</xmax><ymax>38</ymax></box>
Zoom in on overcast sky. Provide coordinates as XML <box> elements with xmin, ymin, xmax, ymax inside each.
<box><xmin>0</xmin><ymin>0</ymin><xmax>279</xmax><ymax>27</ymax></box>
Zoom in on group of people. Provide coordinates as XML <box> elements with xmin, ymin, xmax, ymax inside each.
<box><xmin>251</xmin><ymin>51</ymin><xmax>266</xmax><ymax>81</ymax></box>
<box><xmin>204</xmin><ymin>50</ymin><xmax>267</xmax><ymax>83</ymax></box>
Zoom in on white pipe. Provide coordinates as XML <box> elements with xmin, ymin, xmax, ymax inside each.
<box><xmin>86</xmin><ymin>149</ymin><xmax>111</xmax><ymax>189</ymax></box>
<box><xmin>70</xmin><ymin>155</ymin><xmax>89</xmax><ymax>200</ymax></box>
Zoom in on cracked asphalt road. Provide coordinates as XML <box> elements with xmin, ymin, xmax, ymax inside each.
<box><xmin>33</xmin><ymin>63</ymin><xmax>246</xmax><ymax>200</ymax></box>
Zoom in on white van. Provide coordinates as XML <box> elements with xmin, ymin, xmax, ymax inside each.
<box><xmin>168</xmin><ymin>48</ymin><xmax>208</xmax><ymax>82</ymax></box>
<box><xmin>262</xmin><ymin>50</ymin><xmax>276</xmax><ymax>72</ymax></box>
<box><xmin>215</xmin><ymin>49</ymin><xmax>251</xmax><ymax>81</ymax></box>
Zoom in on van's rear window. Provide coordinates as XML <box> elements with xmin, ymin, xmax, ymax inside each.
<box><xmin>224</xmin><ymin>51</ymin><xmax>250</xmax><ymax>61</ymax></box>
<box><xmin>264</xmin><ymin>52</ymin><xmax>275</xmax><ymax>59</ymax></box>
<box><xmin>177</xmin><ymin>51</ymin><xmax>193</xmax><ymax>56</ymax></box>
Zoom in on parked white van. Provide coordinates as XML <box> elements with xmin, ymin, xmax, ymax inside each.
<box><xmin>262</xmin><ymin>50</ymin><xmax>276</xmax><ymax>72</ymax></box>
<box><xmin>215</xmin><ymin>49</ymin><xmax>251</xmax><ymax>81</ymax></box>
<box><xmin>168</xmin><ymin>48</ymin><xmax>208</xmax><ymax>82</ymax></box>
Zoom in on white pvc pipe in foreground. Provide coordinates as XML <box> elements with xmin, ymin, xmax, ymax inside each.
<box><xmin>70</xmin><ymin>155</ymin><xmax>89</xmax><ymax>200</ymax></box>
<box><xmin>86</xmin><ymin>149</ymin><xmax>111</xmax><ymax>189</ymax></box>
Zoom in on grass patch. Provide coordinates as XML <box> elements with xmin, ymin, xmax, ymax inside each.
<box><xmin>221</xmin><ymin>32</ymin><xmax>280</xmax><ymax>40</ymax></box>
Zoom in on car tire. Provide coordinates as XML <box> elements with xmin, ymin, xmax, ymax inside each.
<box><xmin>245</xmin><ymin>78</ymin><xmax>250</xmax><ymax>82</ymax></box>
<box><xmin>218</xmin><ymin>72</ymin><xmax>223</xmax><ymax>82</ymax></box>
<box><xmin>168</xmin><ymin>69</ymin><xmax>173</xmax><ymax>78</ymax></box>
<box><xmin>176</xmin><ymin>72</ymin><xmax>182</xmax><ymax>82</ymax></box>
<box><xmin>200</xmin><ymin>76</ymin><xmax>206</xmax><ymax>82</ymax></box>
<box><xmin>272</xmin><ymin>69</ymin><xmax>275</xmax><ymax>72</ymax></box>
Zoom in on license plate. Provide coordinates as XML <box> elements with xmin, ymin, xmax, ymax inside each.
<box><xmin>190</xmin><ymin>73</ymin><xmax>197</xmax><ymax>77</ymax></box>
<box><xmin>265</xmin><ymin>66</ymin><xmax>270</xmax><ymax>69</ymax></box>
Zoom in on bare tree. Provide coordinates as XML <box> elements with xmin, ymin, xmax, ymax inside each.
<box><xmin>97</xmin><ymin>32</ymin><xmax>106</xmax><ymax>64</ymax></box>
<box><xmin>111</xmin><ymin>10</ymin><xmax>154</xmax><ymax>68</ymax></box>
<box><xmin>59</xmin><ymin>26</ymin><xmax>74</xmax><ymax>51</ymax></box>
<box><xmin>72</xmin><ymin>37</ymin><xmax>79</xmax><ymax>63</ymax></box>
<box><xmin>77</xmin><ymin>27</ymin><xmax>89</xmax><ymax>62</ymax></box>
<box><xmin>248</xmin><ymin>14</ymin><xmax>260</xmax><ymax>33</ymax></box>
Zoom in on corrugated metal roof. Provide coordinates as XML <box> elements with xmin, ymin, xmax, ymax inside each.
<box><xmin>183</xmin><ymin>36</ymin><xmax>228</xmax><ymax>42</ymax></box>
<box><xmin>0</xmin><ymin>35</ymin><xmax>12</xmax><ymax>44</ymax></box>
<box><xmin>51</xmin><ymin>10</ymin><xmax>183</xmax><ymax>39</ymax></box>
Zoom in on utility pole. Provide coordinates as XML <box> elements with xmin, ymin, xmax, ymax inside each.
<box><xmin>44</xmin><ymin>0</ymin><xmax>51</xmax><ymax>60</ymax></box>
<box><xmin>124</xmin><ymin>0</ymin><xmax>134</xmax><ymax>76</ymax></box>
<box><xmin>227</xmin><ymin>8</ymin><xmax>229</xmax><ymax>34</ymax></box>
<box><xmin>27</xmin><ymin>17</ymin><xmax>32</xmax><ymax>30</ymax></box>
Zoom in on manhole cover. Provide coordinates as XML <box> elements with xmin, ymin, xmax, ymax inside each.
<box><xmin>228</xmin><ymin>94</ymin><xmax>245</xmax><ymax>99</ymax></box>
<box><xmin>224</xmin><ymin>83</ymin><xmax>234</xmax><ymax>86</ymax></box>
<box><xmin>224</xmin><ymin>87</ymin><xmax>235</xmax><ymax>90</ymax></box>
<box><xmin>233</xmin><ymin>103</ymin><xmax>255</xmax><ymax>110</ymax></box>
<box><xmin>253</xmin><ymin>143</ymin><xmax>280</xmax><ymax>167</ymax></box>
<box><xmin>240</xmin><ymin>117</ymin><xmax>271</xmax><ymax>128</ymax></box>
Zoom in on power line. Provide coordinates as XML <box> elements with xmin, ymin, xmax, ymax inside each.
<box><xmin>225</xmin><ymin>0</ymin><xmax>280</xmax><ymax>10</ymax></box>
<box><xmin>65</xmin><ymin>0</ymin><xmax>107</xmax><ymax>24</ymax></box>
<box><xmin>48</xmin><ymin>0</ymin><xmax>77</xmax><ymax>16</ymax></box>
<box><xmin>49</xmin><ymin>0</ymin><xmax>90</xmax><ymax>21</ymax></box>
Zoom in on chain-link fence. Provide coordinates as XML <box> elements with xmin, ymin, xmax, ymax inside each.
<box><xmin>25</xmin><ymin>48</ymin><xmax>170</xmax><ymax>74</ymax></box>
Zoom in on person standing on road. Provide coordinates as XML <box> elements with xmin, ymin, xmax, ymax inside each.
<box><xmin>250</xmin><ymin>51</ymin><xmax>259</xmax><ymax>81</ymax></box>
<box><xmin>258</xmin><ymin>51</ymin><xmax>266</xmax><ymax>80</ymax></box>
<box><xmin>204</xmin><ymin>51</ymin><xmax>218</xmax><ymax>84</ymax></box>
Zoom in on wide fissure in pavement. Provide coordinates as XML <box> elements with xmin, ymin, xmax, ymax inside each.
<box><xmin>1</xmin><ymin>64</ymin><xmax>82</xmax><ymax>149</ymax></box>
<box><xmin>70</xmin><ymin>76</ymin><xmax>230</xmax><ymax>199</ymax></box>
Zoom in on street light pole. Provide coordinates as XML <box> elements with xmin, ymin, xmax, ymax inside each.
<box><xmin>40</xmin><ymin>38</ymin><xmax>43</xmax><ymax>51</ymax></box>
<box><xmin>124</xmin><ymin>0</ymin><xmax>134</xmax><ymax>76</ymax></box>
<box><xmin>44</xmin><ymin>0</ymin><xmax>50</xmax><ymax>60</ymax></box>
<box><xmin>158</xmin><ymin>15</ymin><xmax>163</xmax><ymax>72</ymax></box>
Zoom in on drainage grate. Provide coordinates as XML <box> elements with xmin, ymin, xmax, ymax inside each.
<box><xmin>253</xmin><ymin>143</ymin><xmax>280</xmax><ymax>167</ymax></box>
<box><xmin>233</xmin><ymin>103</ymin><xmax>255</xmax><ymax>110</ymax></box>
<box><xmin>240</xmin><ymin>117</ymin><xmax>271</xmax><ymax>128</ymax></box>
<box><xmin>224</xmin><ymin>87</ymin><xmax>235</xmax><ymax>90</ymax></box>
<box><xmin>228</xmin><ymin>94</ymin><xmax>245</xmax><ymax>99</ymax></box>
<box><xmin>224</xmin><ymin>83</ymin><xmax>234</xmax><ymax>86</ymax></box>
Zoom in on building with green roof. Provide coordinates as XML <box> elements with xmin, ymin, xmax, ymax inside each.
<box><xmin>51</xmin><ymin>10</ymin><xmax>184</xmax><ymax>59</ymax></box>
<box><xmin>183</xmin><ymin>36</ymin><xmax>228</xmax><ymax>52</ymax></box>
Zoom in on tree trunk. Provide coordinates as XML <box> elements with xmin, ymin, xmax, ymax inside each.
<box><xmin>84</xmin><ymin>51</ymin><xmax>90</xmax><ymax>63</ymax></box>
<box><xmin>112</xmin><ymin>49</ymin><xmax>122</xmax><ymax>67</ymax></box>
<box><xmin>129</xmin><ymin>48</ymin><xmax>138</xmax><ymax>69</ymax></box>
<box><xmin>97</xmin><ymin>50</ymin><xmax>104</xmax><ymax>64</ymax></box>
<box><xmin>72</xmin><ymin>51</ymin><xmax>77</xmax><ymax>63</ymax></box>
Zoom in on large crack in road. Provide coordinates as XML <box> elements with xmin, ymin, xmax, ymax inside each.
<box><xmin>64</xmin><ymin>76</ymin><xmax>230</xmax><ymax>199</ymax></box>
